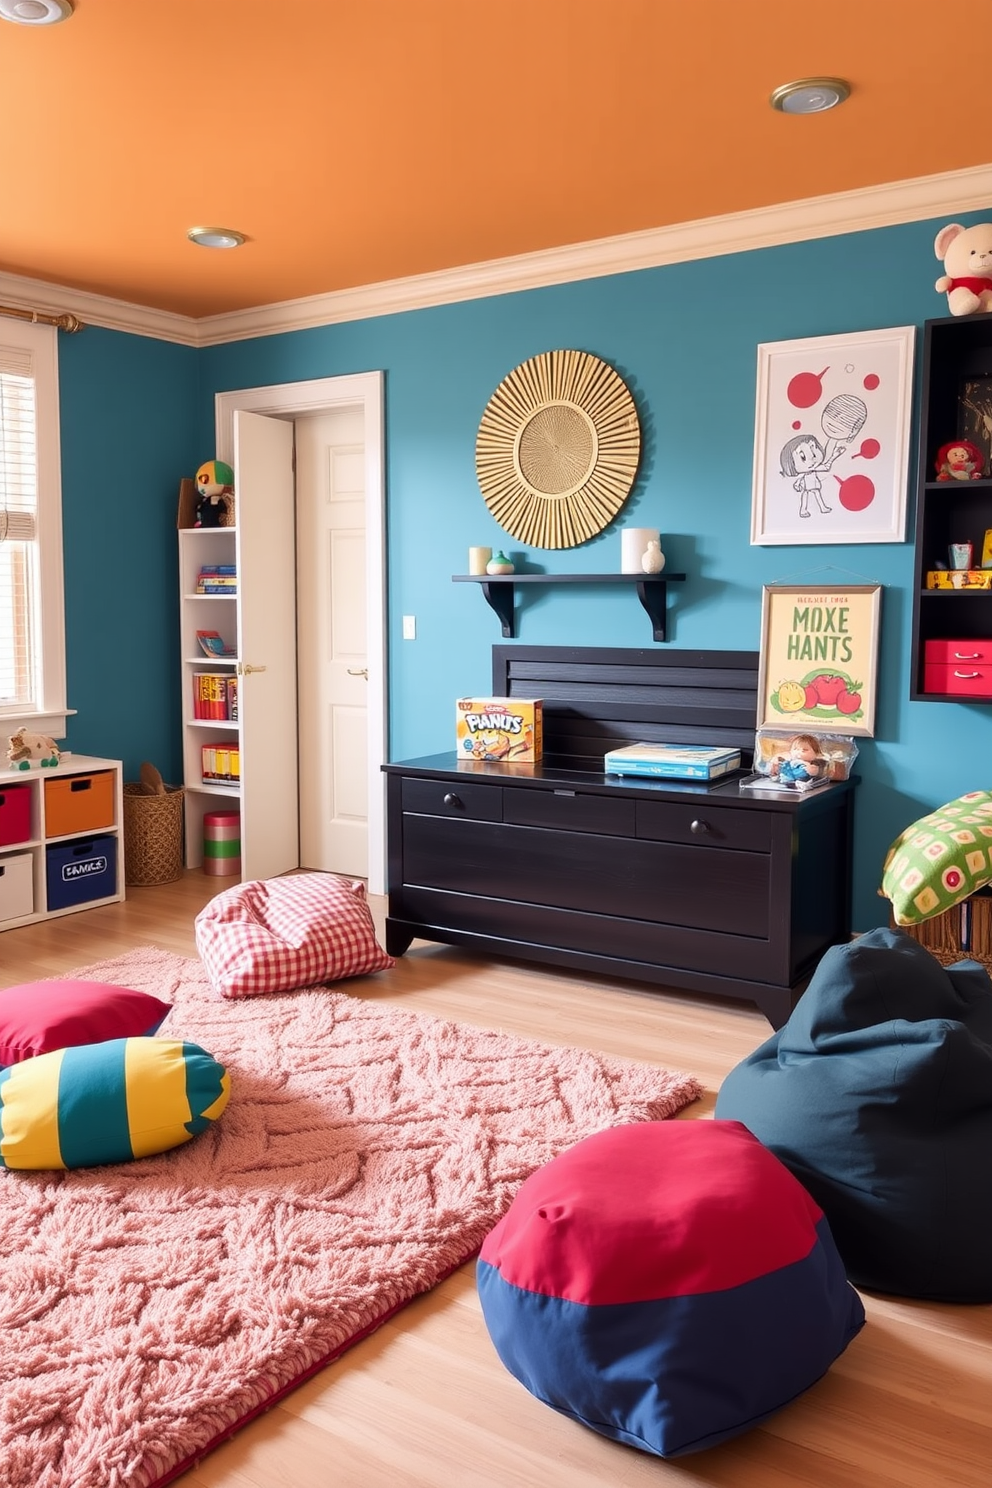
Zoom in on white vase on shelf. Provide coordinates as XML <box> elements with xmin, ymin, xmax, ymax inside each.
<box><xmin>641</xmin><ymin>539</ymin><xmax>666</xmax><ymax>574</ymax></box>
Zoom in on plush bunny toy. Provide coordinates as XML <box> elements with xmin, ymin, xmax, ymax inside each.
<box><xmin>934</xmin><ymin>222</ymin><xmax>992</xmax><ymax>316</ymax></box>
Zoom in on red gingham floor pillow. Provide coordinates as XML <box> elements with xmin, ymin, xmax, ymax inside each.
<box><xmin>195</xmin><ymin>872</ymin><xmax>395</xmax><ymax>999</ymax></box>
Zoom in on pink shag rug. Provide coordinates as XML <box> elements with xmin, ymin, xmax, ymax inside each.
<box><xmin>0</xmin><ymin>947</ymin><xmax>700</xmax><ymax>1488</ymax></box>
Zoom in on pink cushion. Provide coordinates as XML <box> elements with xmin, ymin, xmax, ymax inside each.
<box><xmin>194</xmin><ymin>872</ymin><xmax>394</xmax><ymax>999</ymax></box>
<box><xmin>0</xmin><ymin>980</ymin><xmax>171</xmax><ymax>1067</ymax></box>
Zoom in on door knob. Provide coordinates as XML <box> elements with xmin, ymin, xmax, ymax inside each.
<box><xmin>347</xmin><ymin>667</ymin><xmax>369</xmax><ymax>679</ymax></box>
<box><xmin>241</xmin><ymin>663</ymin><xmax>267</xmax><ymax>675</ymax></box>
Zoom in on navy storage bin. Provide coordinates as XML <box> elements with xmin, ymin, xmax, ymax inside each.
<box><xmin>46</xmin><ymin>834</ymin><xmax>117</xmax><ymax>911</ymax></box>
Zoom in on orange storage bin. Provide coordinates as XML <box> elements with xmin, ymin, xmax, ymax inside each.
<box><xmin>44</xmin><ymin>771</ymin><xmax>116</xmax><ymax>838</ymax></box>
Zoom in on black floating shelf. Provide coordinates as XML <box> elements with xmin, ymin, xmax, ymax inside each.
<box><xmin>923</xmin><ymin>478</ymin><xmax>992</xmax><ymax>490</ymax></box>
<box><xmin>452</xmin><ymin>572</ymin><xmax>687</xmax><ymax>642</ymax></box>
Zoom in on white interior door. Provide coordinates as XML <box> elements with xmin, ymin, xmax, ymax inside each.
<box><xmin>296</xmin><ymin>408</ymin><xmax>369</xmax><ymax>877</ymax></box>
<box><xmin>216</xmin><ymin>372</ymin><xmax>386</xmax><ymax>894</ymax></box>
<box><xmin>234</xmin><ymin>409</ymin><xmax>300</xmax><ymax>881</ymax></box>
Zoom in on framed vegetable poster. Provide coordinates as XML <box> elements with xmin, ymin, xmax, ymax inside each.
<box><xmin>757</xmin><ymin>584</ymin><xmax>882</xmax><ymax>736</ymax></box>
<box><xmin>750</xmin><ymin>326</ymin><xmax>915</xmax><ymax>545</ymax></box>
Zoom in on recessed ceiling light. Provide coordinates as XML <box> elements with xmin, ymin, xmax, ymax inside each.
<box><xmin>187</xmin><ymin>226</ymin><xmax>247</xmax><ymax>250</ymax></box>
<box><xmin>770</xmin><ymin>78</ymin><xmax>851</xmax><ymax>115</ymax></box>
<box><xmin>0</xmin><ymin>0</ymin><xmax>73</xmax><ymax>23</ymax></box>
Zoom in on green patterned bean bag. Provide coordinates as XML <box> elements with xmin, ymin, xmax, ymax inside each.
<box><xmin>880</xmin><ymin>790</ymin><xmax>992</xmax><ymax>926</ymax></box>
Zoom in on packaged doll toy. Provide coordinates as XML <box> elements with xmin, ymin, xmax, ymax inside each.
<box><xmin>740</xmin><ymin>731</ymin><xmax>858</xmax><ymax>793</ymax></box>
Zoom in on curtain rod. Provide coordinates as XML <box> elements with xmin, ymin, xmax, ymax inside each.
<box><xmin>0</xmin><ymin>304</ymin><xmax>82</xmax><ymax>333</ymax></box>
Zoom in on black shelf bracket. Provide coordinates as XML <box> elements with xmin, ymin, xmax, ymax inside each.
<box><xmin>479</xmin><ymin>580</ymin><xmax>516</xmax><ymax>638</ymax></box>
<box><xmin>453</xmin><ymin>572</ymin><xmax>686</xmax><ymax>642</ymax></box>
<box><xmin>635</xmin><ymin>578</ymin><xmax>671</xmax><ymax>642</ymax></box>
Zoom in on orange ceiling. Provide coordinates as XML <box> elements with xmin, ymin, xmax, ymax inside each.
<box><xmin>0</xmin><ymin>0</ymin><xmax>987</xmax><ymax>320</ymax></box>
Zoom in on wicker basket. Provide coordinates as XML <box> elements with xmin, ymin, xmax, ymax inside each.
<box><xmin>898</xmin><ymin>894</ymin><xmax>992</xmax><ymax>974</ymax></box>
<box><xmin>123</xmin><ymin>783</ymin><xmax>185</xmax><ymax>886</ymax></box>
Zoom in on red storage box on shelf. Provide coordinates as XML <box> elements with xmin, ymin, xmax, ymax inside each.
<box><xmin>0</xmin><ymin>783</ymin><xmax>32</xmax><ymax>847</ymax></box>
<box><xmin>924</xmin><ymin>639</ymin><xmax>992</xmax><ymax>666</ymax></box>
<box><xmin>923</xmin><ymin>639</ymin><xmax>992</xmax><ymax>697</ymax></box>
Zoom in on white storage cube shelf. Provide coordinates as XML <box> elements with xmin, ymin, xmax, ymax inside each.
<box><xmin>0</xmin><ymin>754</ymin><xmax>125</xmax><ymax>930</ymax></box>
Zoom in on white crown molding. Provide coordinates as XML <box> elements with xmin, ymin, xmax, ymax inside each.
<box><xmin>3</xmin><ymin>164</ymin><xmax>992</xmax><ymax>347</ymax></box>
<box><xmin>0</xmin><ymin>270</ymin><xmax>200</xmax><ymax>345</ymax></box>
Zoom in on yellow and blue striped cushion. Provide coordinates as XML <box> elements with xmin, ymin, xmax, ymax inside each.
<box><xmin>0</xmin><ymin>1037</ymin><xmax>230</xmax><ymax>1170</ymax></box>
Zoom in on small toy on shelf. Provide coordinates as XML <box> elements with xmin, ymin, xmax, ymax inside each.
<box><xmin>934</xmin><ymin>222</ymin><xmax>992</xmax><ymax>317</ymax></box>
<box><xmin>935</xmin><ymin>440</ymin><xmax>984</xmax><ymax>481</ymax></box>
<box><xmin>7</xmin><ymin>727</ymin><xmax>60</xmax><ymax>770</ymax></box>
<box><xmin>194</xmin><ymin>459</ymin><xmax>235</xmax><ymax>528</ymax></box>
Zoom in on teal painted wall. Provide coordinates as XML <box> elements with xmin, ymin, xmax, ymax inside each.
<box><xmin>57</xmin><ymin>326</ymin><xmax>198</xmax><ymax>782</ymax></box>
<box><xmin>60</xmin><ymin>209</ymin><xmax>989</xmax><ymax>930</ymax></box>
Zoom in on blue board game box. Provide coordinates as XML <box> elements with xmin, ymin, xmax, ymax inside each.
<box><xmin>604</xmin><ymin>743</ymin><xmax>741</xmax><ymax>780</ymax></box>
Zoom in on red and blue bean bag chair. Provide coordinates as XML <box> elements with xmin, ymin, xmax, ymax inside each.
<box><xmin>477</xmin><ymin>1119</ymin><xmax>864</xmax><ymax>1458</ymax></box>
<box><xmin>716</xmin><ymin>926</ymin><xmax>992</xmax><ymax>1302</ymax></box>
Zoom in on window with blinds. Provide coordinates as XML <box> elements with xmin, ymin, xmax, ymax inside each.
<box><xmin>0</xmin><ymin>319</ymin><xmax>66</xmax><ymax>732</ymax></box>
<box><xmin>0</xmin><ymin>349</ymin><xmax>39</xmax><ymax>709</ymax></box>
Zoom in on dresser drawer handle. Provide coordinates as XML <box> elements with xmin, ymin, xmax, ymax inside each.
<box><xmin>442</xmin><ymin>792</ymin><xmax>463</xmax><ymax>809</ymax></box>
<box><xmin>953</xmin><ymin>652</ymin><xmax>981</xmax><ymax>660</ymax></box>
<box><xmin>954</xmin><ymin>670</ymin><xmax>981</xmax><ymax>679</ymax></box>
<box><xmin>689</xmin><ymin>819</ymin><xmax>709</xmax><ymax>835</ymax></box>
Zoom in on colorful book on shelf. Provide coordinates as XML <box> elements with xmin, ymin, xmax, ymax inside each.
<box><xmin>193</xmin><ymin>673</ymin><xmax>231</xmax><ymax>719</ymax></box>
<box><xmin>201</xmin><ymin>742</ymin><xmax>241</xmax><ymax>783</ymax></box>
<box><xmin>196</xmin><ymin>567</ymin><xmax>238</xmax><ymax>594</ymax></box>
<box><xmin>195</xmin><ymin>630</ymin><xmax>236</xmax><ymax>658</ymax></box>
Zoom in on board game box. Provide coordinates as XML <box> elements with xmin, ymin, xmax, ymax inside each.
<box><xmin>603</xmin><ymin>742</ymin><xmax>741</xmax><ymax>780</ymax></box>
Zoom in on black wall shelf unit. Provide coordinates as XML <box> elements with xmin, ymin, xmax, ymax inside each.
<box><xmin>911</xmin><ymin>314</ymin><xmax>992</xmax><ymax>701</ymax></box>
<box><xmin>452</xmin><ymin>572</ymin><xmax>687</xmax><ymax>642</ymax></box>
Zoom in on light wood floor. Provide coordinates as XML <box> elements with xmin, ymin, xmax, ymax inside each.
<box><xmin>3</xmin><ymin>874</ymin><xmax>990</xmax><ymax>1487</ymax></box>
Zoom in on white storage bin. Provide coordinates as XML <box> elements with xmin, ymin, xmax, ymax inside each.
<box><xmin>0</xmin><ymin>851</ymin><xmax>34</xmax><ymax>922</ymax></box>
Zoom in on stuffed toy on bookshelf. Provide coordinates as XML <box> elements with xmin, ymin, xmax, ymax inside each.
<box><xmin>195</xmin><ymin>459</ymin><xmax>235</xmax><ymax>528</ymax></box>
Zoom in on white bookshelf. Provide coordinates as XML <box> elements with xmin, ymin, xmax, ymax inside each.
<box><xmin>178</xmin><ymin>527</ymin><xmax>242</xmax><ymax>870</ymax></box>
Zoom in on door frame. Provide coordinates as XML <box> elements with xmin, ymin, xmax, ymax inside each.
<box><xmin>215</xmin><ymin>372</ymin><xmax>387</xmax><ymax>894</ymax></box>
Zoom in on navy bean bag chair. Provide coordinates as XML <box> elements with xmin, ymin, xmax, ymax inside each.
<box><xmin>478</xmin><ymin>1120</ymin><xmax>864</xmax><ymax>1458</ymax></box>
<box><xmin>716</xmin><ymin>927</ymin><xmax>992</xmax><ymax>1302</ymax></box>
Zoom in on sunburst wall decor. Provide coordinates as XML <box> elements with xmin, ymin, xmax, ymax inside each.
<box><xmin>475</xmin><ymin>349</ymin><xmax>641</xmax><ymax>549</ymax></box>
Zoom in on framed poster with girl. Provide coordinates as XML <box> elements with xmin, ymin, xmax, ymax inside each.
<box><xmin>750</xmin><ymin>326</ymin><xmax>915</xmax><ymax>546</ymax></box>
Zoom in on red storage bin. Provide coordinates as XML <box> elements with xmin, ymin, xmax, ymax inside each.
<box><xmin>923</xmin><ymin>663</ymin><xmax>992</xmax><ymax>697</ymax></box>
<box><xmin>923</xmin><ymin>639</ymin><xmax>992</xmax><ymax>667</ymax></box>
<box><xmin>0</xmin><ymin>783</ymin><xmax>32</xmax><ymax>847</ymax></box>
